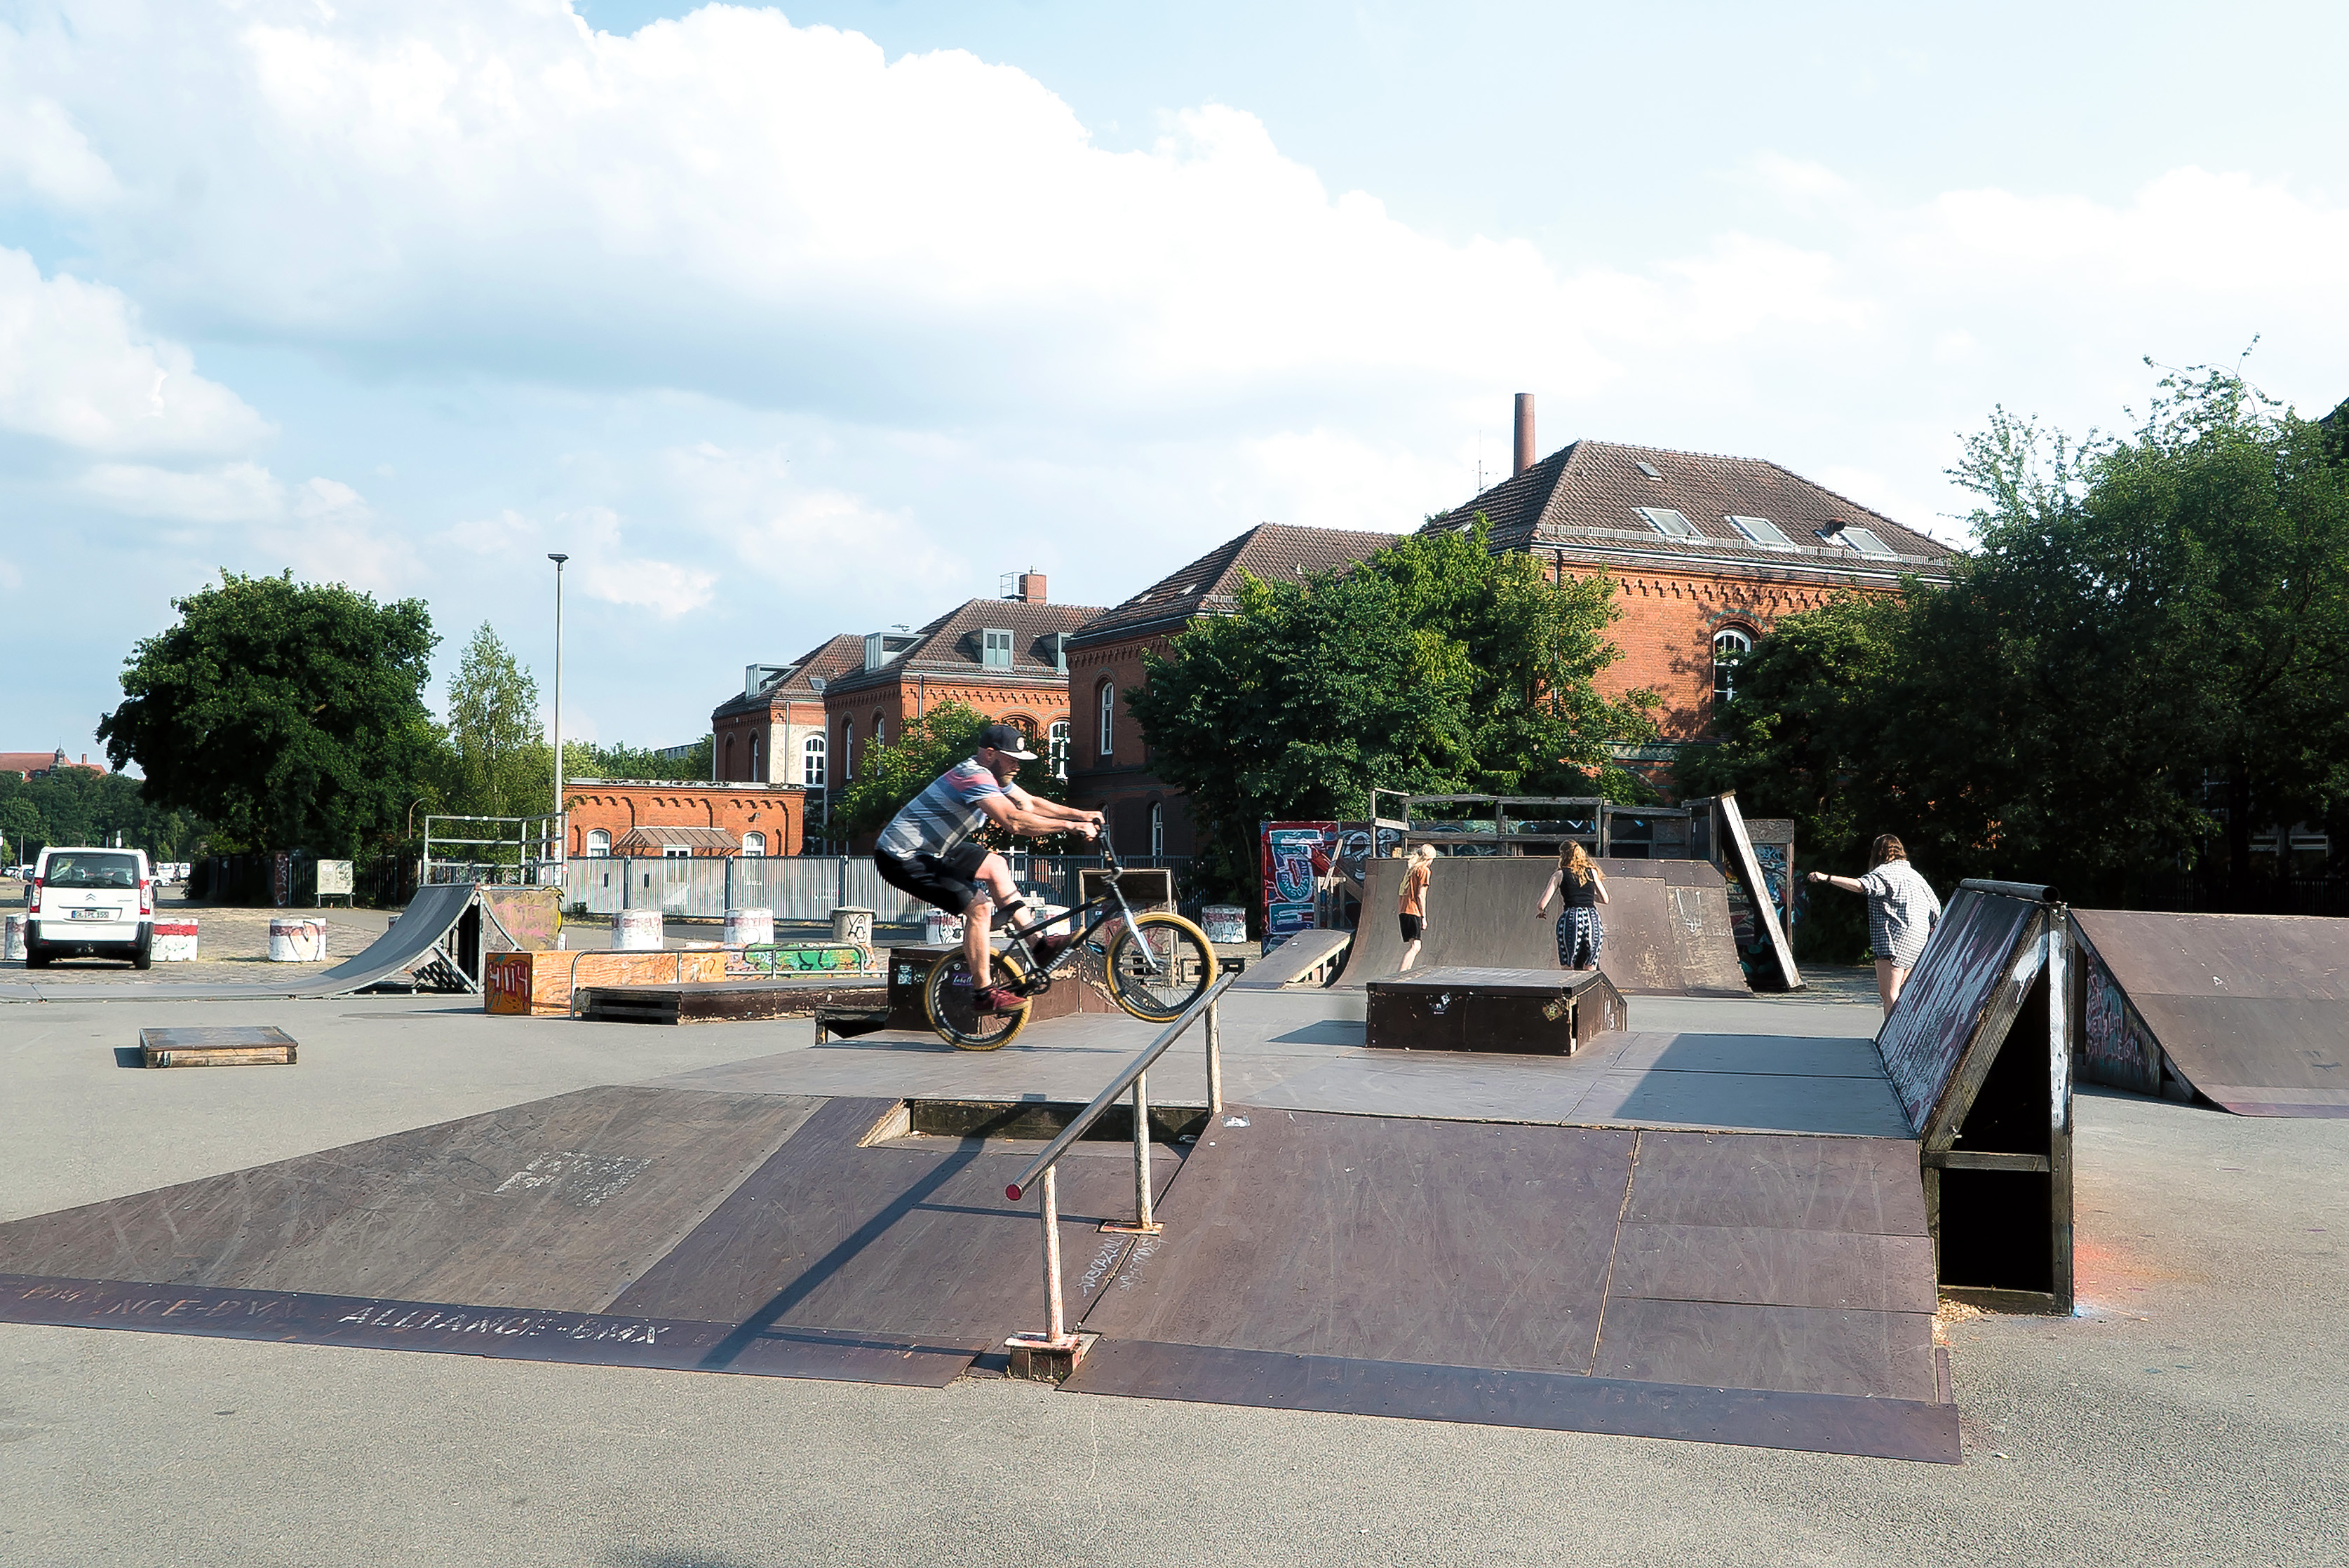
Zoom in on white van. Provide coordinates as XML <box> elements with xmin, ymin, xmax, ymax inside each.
<box><xmin>25</xmin><ymin>846</ymin><xmax>154</xmax><ymax>969</ymax></box>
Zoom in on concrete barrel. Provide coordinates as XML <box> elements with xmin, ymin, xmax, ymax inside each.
<box><xmin>1202</xmin><ymin>905</ymin><xmax>1248</xmax><ymax>945</ymax></box>
<box><xmin>153</xmin><ymin>919</ymin><xmax>201</xmax><ymax>961</ymax></box>
<box><xmin>612</xmin><ymin>909</ymin><xmax>664</xmax><ymax>951</ymax></box>
<box><xmin>3</xmin><ymin>914</ymin><xmax>24</xmax><ymax>962</ymax></box>
<box><xmin>830</xmin><ymin>906</ymin><xmax>874</xmax><ymax>947</ymax></box>
<box><xmin>724</xmin><ymin>907</ymin><xmax>774</xmax><ymax>947</ymax></box>
<box><xmin>267</xmin><ymin>918</ymin><xmax>326</xmax><ymax>962</ymax></box>
<box><xmin>920</xmin><ymin>906</ymin><xmax>964</xmax><ymax>948</ymax></box>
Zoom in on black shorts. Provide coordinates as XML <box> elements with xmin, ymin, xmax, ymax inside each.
<box><xmin>873</xmin><ymin>843</ymin><xmax>992</xmax><ymax>917</ymax></box>
<box><xmin>1399</xmin><ymin>912</ymin><xmax>1424</xmax><ymax>942</ymax></box>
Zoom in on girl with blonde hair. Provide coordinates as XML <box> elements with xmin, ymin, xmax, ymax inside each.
<box><xmin>1534</xmin><ymin>840</ymin><xmax>1608</xmax><ymax>971</ymax></box>
<box><xmin>1396</xmin><ymin>842</ymin><xmax>1437</xmax><ymax>971</ymax></box>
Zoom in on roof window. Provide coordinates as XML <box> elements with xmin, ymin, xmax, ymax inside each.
<box><xmin>1634</xmin><ymin>506</ymin><xmax>1699</xmax><ymax>539</ymax></box>
<box><xmin>1724</xmin><ymin>515</ymin><xmax>1794</xmax><ymax>548</ymax></box>
<box><xmin>981</xmin><ymin>628</ymin><xmax>1014</xmax><ymax>669</ymax></box>
<box><xmin>1634</xmin><ymin>461</ymin><xmax>1663</xmax><ymax>479</ymax></box>
<box><xmin>1819</xmin><ymin>525</ymin><xmax>1897</xmax><ymax>559</ymax></box>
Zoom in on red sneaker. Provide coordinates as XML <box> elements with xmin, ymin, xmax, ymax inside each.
<box><xmin>1028</xmin><ymin>933</ymin><xmax>1075</xmax><ymax>964</ymax></box>
<box><xmin>974</xmin><ymin>985</ymin><xmax>1026</xmax><ymax>1015</ymax></box>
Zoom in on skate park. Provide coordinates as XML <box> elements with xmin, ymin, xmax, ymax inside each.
<box><xmin>4</xmin><ymin>801</ymin><xmax>2346</xmax><ymax>1562</ymax></box>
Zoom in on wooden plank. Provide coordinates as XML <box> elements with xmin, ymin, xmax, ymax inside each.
<box><xmin>0</xmin><ymin>1086</ymin><xmax>822</xmax><ymax>1315</ymax></box>
<box><xmin>1606</xmin><ymin>1224</ymin><xmax>1937</xmax><ymax>1312</ymax></box>
<box><xmin>1622</xmin><ymin>1130</ymin><xmax>1929</xmax><ymax>1236</ymax></box>
<box><xmin>1591</xmin><ymin>1297</ymin><xmax>1939</xmax><ymax>1401</ymax></box>
<box><xmin>1716</xmin><ymin>790</ymin><xmax>1802</xmax><ymax>992</ymax></box>
<box><xmin>145</xmin><ymin>1045</ymin><xmax>296</xmax><ymax>1068</ymax></box>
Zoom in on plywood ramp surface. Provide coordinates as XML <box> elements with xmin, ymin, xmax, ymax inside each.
<box><xmin>0</xmin><ymin>1086</ymin><xmax>821</xmax><ymax>1313</ymax></box>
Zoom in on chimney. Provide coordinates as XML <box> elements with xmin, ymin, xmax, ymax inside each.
<box><xmin>1513</xmin><ymin>393</ymin><xmax>1535</xmax><ymax>477</ymax></box>
<box><xmin>1018</xmin><ymin>571</ymin><xmax>1047</xmax><ymax>604</ymax></box>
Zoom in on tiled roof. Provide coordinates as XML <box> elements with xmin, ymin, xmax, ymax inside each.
<box><xmin>1071</xmin><ymin>523</ymin><xmax>1401</xmax><ymax>646</ymax></box>
<box><xmin>823</xmin><ymin>597</ymin><xmax>1106</xmax><ymax>697</ymax></box>
<box><xmin>710</xmin><ymin>633</ymin><xmax>866</xmax><ymax>719</ymax></box>
<box><xmin>0</xmin><ymin>749</ymin><xmax>91</xmax><ymax>778</ymax></box>
<box><xmin>1422</xmin><ymin>440</ymin><xmax>1957</xmax><ymax>581</ymax></box>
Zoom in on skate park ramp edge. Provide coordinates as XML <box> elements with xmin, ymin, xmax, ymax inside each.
<box><xmin>2072</xmin><ymin>908</ymin><xmax>2349</xmax><ymax>1118</ymax></box>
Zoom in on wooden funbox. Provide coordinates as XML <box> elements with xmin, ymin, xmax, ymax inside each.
<box><xmin>1365</xmin><ymin>966</ymin><xmax>1627</xmax><ymax>1055</ymax></box>
<box><xmin>485</xmin><ymin>949</ymin><xmax>729</xmax><ymax>1017</ymax></box>
<box><xmin>140</xmin><ymin>1027</ymin><xmax>298</xmax><ymax>1068</ymax></box>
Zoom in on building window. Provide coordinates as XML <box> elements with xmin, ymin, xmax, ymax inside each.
<box><xmin>584</xmin><ymin>828</ymin><xmax>611</xmax><ymax>857</ymax></box>
<box><xmin>1097</xmin><ymin>680</ymin><xmax>1115</xmax><ymax>755</ymax></box>
<box><xmin>840</xmin><ymin>719</ymin><xmax>854</xmax><ymax>780</ymax></box>
<box><xmin>1049</xmin><ymin>719</ymin><xmax>1070</xmax><ymax>780</ymax></box>
<box><xmin>802</xmin><ymin>734</ymin><xmax>826</xmax><ymax>788</ymax></box>
<box><xmin>873</xmin><ymin>710</ymin><xmax>886</xmax><ymax>750</ymax></box>
<box><xmin>748</xmin><ymin>734</ymin><xmax>761</xmax><ymax>782</ymax></box>
<box><xmin>742</xmin><ymin>831</ymin><xmax>767</xmax><ymax>857</ymax></box>
<box><xmin>1713</xmin><ymin>628</ymin><xmax>1752</xmax><ymax>708</ymax></box>
<box><xmin>722</xmin><ymin>734</ymin><xmax>736</xmax><ymax>779</ymax></box>
<box><xmin>982</xmin><ymin>628</ymin><xmax>1014</xmax><ymax>669</ymax></box>
<box><xmin>663</xmin><ymin>845</ymin><xmax>691</xmax><ymax>859</ymax></box>
<box><xmin>1149</xmin><ymin>802</ymin><xmax>1164</xmax><ymax>860</ymax></box>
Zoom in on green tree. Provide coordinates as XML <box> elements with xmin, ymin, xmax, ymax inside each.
<box><xmin>826</xmin><ymin>701</ymin><xmax>1074</xmax><ymax>847</ymax></box>
<box><xmin>435</xmin><ymin>623</ymin><xmax>550</xmax><ymax>820</ymax></box>
<box><xmin>1131</xmin><ymin>520</ymin><xmax>1657</xmax><ymax>900</ymax></box>
<box><xmin>97</xmin><ymin>571</ymin><xmax>439</xmax><ymax>856</ymax></box>
<box><xmin>563</xmin><ymin>736</ymin><xmax>713</xmax><ymax>782</ymax></box>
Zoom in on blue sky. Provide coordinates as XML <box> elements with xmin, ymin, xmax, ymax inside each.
<box><xmin>5</xmin><ymin>1</ymin><xmax>2345</xmax><ymax>759</ymax></box>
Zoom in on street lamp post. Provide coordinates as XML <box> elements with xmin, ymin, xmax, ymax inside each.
<box><xmin>548</xmin><ymin>553</ymin><xmax>568</xmax><ymax>874</ymax></box>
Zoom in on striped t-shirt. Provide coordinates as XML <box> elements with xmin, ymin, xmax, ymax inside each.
<box><xmin>877</xmin><ymin>759</ymin><xmax>1004</xmax><ymax>859</ymax></box>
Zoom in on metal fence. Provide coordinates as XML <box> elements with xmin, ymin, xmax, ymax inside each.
<box><xmin>557</xmin><ymin>853</ymin><xmax>1197</xmax><ymax>923</ymax></box>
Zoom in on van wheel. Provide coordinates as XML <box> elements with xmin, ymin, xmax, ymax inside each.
<box><xmin>132</xmin><ymin>939</ymin><xmax>154</xmax><ymax>971</ymax></box>
<box><xmin>24</xmin><ymin>943</ymin><xmax>50</xmax><ymax>969</ymax></box>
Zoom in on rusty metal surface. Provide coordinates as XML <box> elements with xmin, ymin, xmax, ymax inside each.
<box><xmin>1339</xmin><ymin>858</ymin><xmax>1747</xmax><ymax>997</ymax></box>
<box><xmin>2073</xmin><ymin>910</ymin><xmax>2349</xmax><ymax>1116</ymax></box>
<box><xmin>0</xmin><ymin>1273</ymin><xmax>975</xmax><ymax>1386</ymax></box>
<box><xmin>1061</xmin><ymin>1339</ymin><xmax>1959</xmax><ymax>1463</ymax></box>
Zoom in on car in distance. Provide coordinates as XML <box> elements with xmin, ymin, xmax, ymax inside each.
<box><xmin>25</xmin><ymin>846</ymin><xmax>154</xmax><ymax>969</ymax></box>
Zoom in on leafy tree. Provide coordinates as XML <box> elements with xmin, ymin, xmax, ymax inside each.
<box><xmin>563</xmin><ymin>736</ymin><xmax>713</xmax><ymax>782</ymax></box>
<box><xmin>434</xmin><ymin>623</ymin><xmax>549</xmax><ymax>820</ymax></box>
<box><xmin>1132</xmin><ymin>520</ymin><xmax>1657</xmax><ymax>900</ymax></box>
<box><xmin>97</xmin><ymin>571</ymin><xmax>438</xmax><ymax>856</ymax></box>
<box><xmin>826</xmin><ymin>701</ymin><xmax>1075</xmax><ymax>848</ymax></box>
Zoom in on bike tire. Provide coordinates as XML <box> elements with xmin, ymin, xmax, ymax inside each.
<box><xmin>1104</xmin><ymin>912</ymin><xmax>1218</xmax><ymax>1023</ymax></box>
<box><xmin>924</xmin><ymin>947</ymin><xmax>1032</xmax><ymax>1050</ymax></box>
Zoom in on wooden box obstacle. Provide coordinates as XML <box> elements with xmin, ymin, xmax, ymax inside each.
<box><xmin>578</xmin><ymin>978</ymin><xmax>886</xmax><ymax>1025</ymax></box>
<box><xmin>1364</xmin><ymin>966</ymin><xmax>1627</xmax><ymax>1055</ymax></box>
<box><xmin>139</xmin><ymin>1027</ymin><xmax>297</xmax><ymax>1068</ymax></box>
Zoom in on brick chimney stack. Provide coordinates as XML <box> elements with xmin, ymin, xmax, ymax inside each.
<box><xmin>1513</xmin><ymin>393</ymin><xmax>1535</xmax><ymax>477</ymax></box>
<box><xmin>1017</xmin><ymin>571</ymin><xmax>1047</xmax><ymax>604</ymax></box>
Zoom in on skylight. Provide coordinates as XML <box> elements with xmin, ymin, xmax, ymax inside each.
<box><xmin>1724</xmin><ymin>514</ymin><xmax>1794</xmax><ymax>548</ymax></box>
<box><xmin>1634</xmin><ymin>506</ymin><xmax>1698</xmax><ymax>539</ymax></box>
<box><xmin>1839</xmin><ymin>527</ymin><xmax>1897</xmax><ymax>558</ymax></box>
<box><xmin>1634</xmin><ymin>461</ymin><xmax>1663</xmax><ymax>479</ymax></box>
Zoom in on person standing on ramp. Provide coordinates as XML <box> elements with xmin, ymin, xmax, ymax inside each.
<box><xmin>1808</xmin><ymin>834</ymin><xmax>1940</xmax><ymax>1017</ymax></box>
<box><xmin>1396</xmin><ymin>843</ymin><xmax>1436</xmax><ymax>971</ymax></box>
<box><xmin>873</xmin><ymin>723</ymin><xmax>1101</xmax><ymax>1015</ymax></box>
<box><xmin>1535</xmin><ymin>842</ymin><xmax>1608</xmax><ymax>971</ymax></box>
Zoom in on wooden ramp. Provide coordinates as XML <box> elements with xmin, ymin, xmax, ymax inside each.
<box><xmin>1066</xmin><ymin>1107</ymin><xmax>1955</xmax><ymax>1462</ymax></box>
<box><xmin>2072</xmin><ymin>909</ymin><xmax>2349</xmax><ymax>1118</ymax></box>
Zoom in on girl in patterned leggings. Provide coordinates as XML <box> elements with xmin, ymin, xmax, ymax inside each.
<box><xmin>1534</xmin><ymin>842</ymin><xmax>1609</xmax><ymax>971</ymax></box>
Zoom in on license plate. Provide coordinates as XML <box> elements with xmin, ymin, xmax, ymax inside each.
<box><xmin>70</xmin><ymin>907</ymin><xmax>118</xmax><ymax>920</ymax></box>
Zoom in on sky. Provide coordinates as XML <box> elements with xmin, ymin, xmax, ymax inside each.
<box><xmin>4</xmin><ymin>0</ymin><xmax>2345</xmax><ymax>759</ymax></box>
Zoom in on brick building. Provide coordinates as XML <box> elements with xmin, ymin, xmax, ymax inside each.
<box><xmin>1064</xmin><ymin>525</ymin><xmax>1399</xmax><ymax>857</ymax></box>
<box><xmin>1</xmin><ymin>750</ymin><xmax>102</xmax><ymax>780</ymax></box>
<box><xmin>1422</xmin><ymin>408</ymin><xmax>1956</xmax><ymax>780</ymax></box>
<box><xmin>562</xmin><ymin>778</ymin><xmax>807</xmax><ymax>859</ymax></box>
<box><xmin>709</xmin><ymin>634</ymin><xmax>865</xmax><ymax>809</ymax></box>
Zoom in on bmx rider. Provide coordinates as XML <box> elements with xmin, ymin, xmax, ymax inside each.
<box><xmin>872</xmin><ymin>722</ymin><xmax>1102</xmax><ymax>1015</ymax></box>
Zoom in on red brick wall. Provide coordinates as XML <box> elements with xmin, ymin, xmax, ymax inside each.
<box><xmin>1066</xmin><ymin>633</ymin><xmax>1196</xmax><ymax>856</ymax></box>
<box><xmin>563</xmin><ymin>781</ymin><xmax>807</xmax><ymax>858</ymax></box>
<box><xmin>823</xmin><ymin>675</ymin><xmax>1072</xmax><ymax>783</ymax></box>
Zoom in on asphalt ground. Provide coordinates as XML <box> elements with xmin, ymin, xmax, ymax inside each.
<box><xmin>4</xmin><ymin>986</ymin><xmax>2345</xmax><ymax>1566</ymax></box>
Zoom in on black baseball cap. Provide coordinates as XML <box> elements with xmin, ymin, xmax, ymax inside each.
<box><xmin>978</xmin><ymin>722</ymin><xmax>1038</xmax><ymax>760</ymax></box>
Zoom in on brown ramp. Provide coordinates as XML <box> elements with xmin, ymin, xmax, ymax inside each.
<box><xmin>1067</xmin><ymin>1107</ymin><xmax>1953</xmax><ymax>1461</ymax></box>
<box><xmin>2072</xmin><ymin>909</ymin><xmax>2349</xmax><ymax>1117</ymax></box>
<box><xmin>1339</xmin><ymin>857</ymin><xmax>1748</xmax><ymax>997</ymax></box>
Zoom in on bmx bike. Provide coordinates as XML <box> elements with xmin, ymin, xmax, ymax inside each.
<box><xmin>922</xmin><ymin>832</ymin><xmax>1218</xmax><ymax>1050</ymax></box>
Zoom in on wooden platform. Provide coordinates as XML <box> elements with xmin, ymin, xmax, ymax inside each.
<box><xmin>138</xmin><ymin>1026</ymin><xmax>297</xmax><ymax>1068</ymax></box>
<box><xmin>1365</xmin><ymin>966</ymin><xmax>1625</xmax><ymax>1055</ymax></box>
<box><xmin>579</xmin><ymin>978</ymin><xmax>886</xmax><ymax>1025</ymax></box>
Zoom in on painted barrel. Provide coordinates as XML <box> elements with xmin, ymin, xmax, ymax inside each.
<box><xmin>612</xmin><ymin>909</ymin><xmax>664</xmax><ymax>952</ymax></box>
<box><xmin>1202</xmin><ymin>905</ymin><xmax>1248</xmax><ymax>945</ymax></box>
<box><xmin>3</xmin><ymin>914</ymin><xmax>24</xmax><ymax>962</ymax></box>
<box><xmin>153</xmin><ymin>920</ymin><xmax>201</xmax><ymax>961</ymax></box>
<box><xmin>267</xmin><ymin>918</ymin><xmax>327</xmax><ymax>962</ymax></box>
<box><xmin>724</xmin><ymin>907</ymin><xmax>775</xmax><ymax>947</ymax></box>
<box><xmin>830</xmin><ymin>906</ymin><xmax>875</xmax><ymax>947</ymax></box>
<box><xmin>920</xmin><ymin>906</ymin><xmax>964</xmax><ymax>948</ymax></box>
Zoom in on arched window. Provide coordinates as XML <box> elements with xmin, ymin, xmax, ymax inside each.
<box><xmin>1149</xmin><ymin>802</ymin><xmax>1164</xmax><ymax>860</ymax></box>
<box><xmin>1097</xmin><ymin>680</ymin><xmax>1115</xmax><ymax>756</ymax></box>
<box><xmin>584</xmin><ymin>828</ymin><xmax>612</xmax><ymax>857</ymax></box>
<box><xmin>873</xmin><ymin>710</ymin><xmax>887</xmax><ymax>750</ymax></box>
<box><xmin>722</xmin><ymin>733</ymin><xmax>736</xmax><ymax>779</ymax></box>
<box><xmin>742</xmin><ymin>831</ymin><xmax>767</xmax><ymax>857</ymax></box>
<box><xmin>1713</xmin><ymin>628</ymin><xmax>1753</xmax><ymax>708</ymax></box>
<box><xmin>1049</xmin><ymin>719</ymin><xmax>1070</xmax><ymax>781</ymax></box>
<box><xmin>840</xmin><ymin>718</ymin><xmax>854</xmax><ymax>779</ymax></box>
<box><xmin>748</xmin><ymin>733</ymin><xmax>762</xmax><ymax>782</ymax></box>
<box><xmin>802</xmin><ymin>734</ymin><xmax>826</xmax><ymax>788</ymax></box>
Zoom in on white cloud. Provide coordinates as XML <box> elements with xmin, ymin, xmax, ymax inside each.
<box><xmin>79</xmin><ymin>460</ymin><xmax>284</xmax><ymax>521</ymax></box>
<box><xmin>0</xmin><ymin>93</ymin><xmax>120</xmax><ymax>205</ymax></box>
<box><xmin>78</xmin><ymin>459</ymin><xmax>420</xmax><ymax>590</ymax></box>
<box><xmin>0</xmin><ymin>248</ymin><xmax>272</xmax><ymax>457</ymax></box>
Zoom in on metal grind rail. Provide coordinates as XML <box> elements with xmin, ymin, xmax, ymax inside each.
<box><xmin>1003</xmin><ymin>971</ymin><xmax>1238</xmax><ymax>1363</ymax></box>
